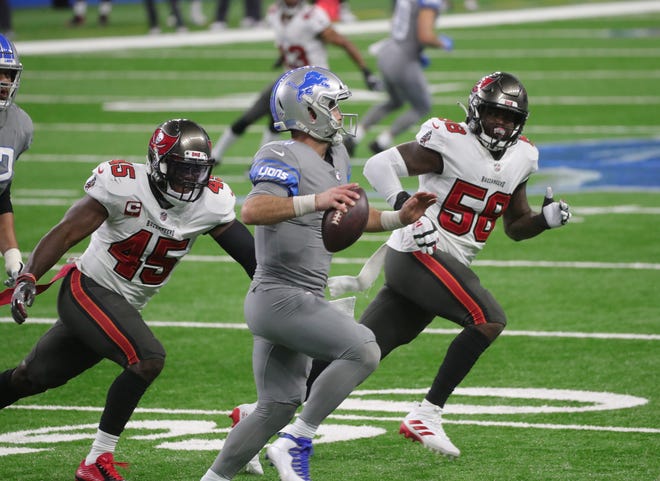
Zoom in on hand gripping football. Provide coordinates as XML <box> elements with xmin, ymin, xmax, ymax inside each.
<box><xmin>322</xmin><ymin>186</ymin><xmax>369</xmax><ymax>252</ymax></box>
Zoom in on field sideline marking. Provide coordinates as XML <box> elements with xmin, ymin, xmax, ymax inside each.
<box><xmin>14</xmin><ymin>1</ymin><xmax>660</xmax><ymax>55</ymax></box>
<box><xmin>1</xmin><ymin>317</ymin><xmax>657</xmax><ymax>341</ymax></box>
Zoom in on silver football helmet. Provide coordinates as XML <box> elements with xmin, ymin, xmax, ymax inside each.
<box><xmin>0</xmin><ymin>34</ymin><xmax>23</xmax><ymax>111</ymax></box>
<box><xmin>270</xmin><ymin>65</ymin><xmax>357</xmax><ymax>145</ymax></box>
<box><xmin>466</xmin><ymin>71</ymin><xmax>529</xmax><ymax>151</ymax></box>
<box><xmin>146</xmin><ymin>119</ymin><xmax>216</xmax><ymax>204</ymax></box>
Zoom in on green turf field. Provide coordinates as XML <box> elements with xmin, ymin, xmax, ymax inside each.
<box><xmin>1</xmin><ymin>1</ymin><xmax>659</xmax><ymax>480</ymax></box>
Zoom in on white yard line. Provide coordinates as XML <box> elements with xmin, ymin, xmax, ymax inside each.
<box><xmin>1</xmin><ymin>317</ymin><xmax>657</xmax><ymax>340</ymax></box>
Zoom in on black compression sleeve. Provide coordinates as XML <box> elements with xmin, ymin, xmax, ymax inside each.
<box><xmin>212</xmin><ymin>221</ymin><xmax>257</xmax><ymax>279</ymax></box>
<box><xmin>0</xmin><ymin>185</ymin><xmax>13</xmax><ymax>215</ymax></box>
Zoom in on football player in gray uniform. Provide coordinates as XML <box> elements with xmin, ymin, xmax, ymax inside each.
<box><xmin>2</xmin><ymin>119</ymin><xmax>256</xmax><ymax>481</ymax></box>
<box><xmin>309</xmin><ymin>71</ymin><xmax>571</xmax><ymax>459</ymax></box>
<box><xmin>210</xmin><ymin>0</ymin><xmax>380</xmax><ymax>163</ymax></box>
<box><xmin>0</xmin><ymin>34</ymin><xmax>33</xmax><ymax>287</ymax></box>
<box><xmin>199</xmin><ymin>66</ymin><xmax>436</xmax><ymax>481</ymax></box>
<box><xmin>344</xmin><ymin>0</ymin><xmax>453</xmax><ymax>156</ymax></box>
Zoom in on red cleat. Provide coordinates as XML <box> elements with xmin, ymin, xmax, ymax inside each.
<box><xmin>75</xmin><ymin>453</ymin><xmax>128</xmax><ymax>481</ymax></box>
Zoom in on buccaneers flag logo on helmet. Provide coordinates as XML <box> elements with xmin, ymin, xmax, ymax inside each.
<box><xmin>149</xmin><ymin>128</ymin><xmax>178</xmax><ymax>157</ymax></box>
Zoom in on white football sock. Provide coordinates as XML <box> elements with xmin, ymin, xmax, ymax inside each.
<box><xmin>200</xmin><ymin>469</ymin><xmax>230</xmax><ymax>481</ymax></box>
<box><xmin>284</xmin><ymin>417</ymin><xmax>317</xmax><ymax>439</ymax></box>
<box><xmin>85</xmin><ymin>429</ymin><xmax>119</xmax><ymax>465</ymax></box>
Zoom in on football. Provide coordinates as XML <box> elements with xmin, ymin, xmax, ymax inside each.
<box><xmin>322</xmin><ymin>186</ymin><xmax>369</xmax><ymax>252</ymax></box>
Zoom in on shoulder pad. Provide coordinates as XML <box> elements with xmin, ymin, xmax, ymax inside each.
<box><xmin>85</xmin><ymin>160</ymin><xmax>141</xmax><ymax>198</ymax></box>
<box><xmin>197</xmin><ymin>176</ymin><xmax>237</xmax><ymax>218</ymax></box>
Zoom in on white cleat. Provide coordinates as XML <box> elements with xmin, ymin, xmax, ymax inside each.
<box><xmin>266</xmin><ymin>433</ymin><xmax>313</xmax><ymax>481</ymax></box>
<box><xmin>229</xmin><ymin>402</ymin><xmax>264</xmax><ymax>475</ymax></box>
<box><xmin>399</xmin><ymin>401</ymin><xmax>460</xmax><ymax>459</ymax></box>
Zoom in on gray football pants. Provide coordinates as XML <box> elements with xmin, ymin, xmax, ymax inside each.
<box><xmin>361</xmin><ymin>49</ymin><xmax>432</xmax><ymax>136</ymax></box>
<box><xmin>210</xmin><ymin>282</ymin><xmax>379</xmax><ymax>479</ymax></box>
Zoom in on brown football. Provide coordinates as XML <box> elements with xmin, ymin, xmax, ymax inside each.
<box><xmin>322</xmin><ymin>186</ymin><xmax>369</xmax><ymax>253</ymax></box>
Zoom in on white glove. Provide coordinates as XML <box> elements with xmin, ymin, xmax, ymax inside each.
<box><xmin>4</xmin><ymin>248</ymin><xmax>24</xmax><ymax>287</ymax></box>
<box><xmin>541</xmin><ymin>186</ymin><xmax>571</xmax><ymax>228</ymax></box>
<box><xmin>411</xmin><ymin>215</ymin><xmax>439</xmax><ymax>254</ymax></box>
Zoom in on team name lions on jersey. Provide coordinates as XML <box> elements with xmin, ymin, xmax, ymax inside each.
<box><xmin>250</xmin><ymin>158</ymin><xmax>301</xmax><ymax>196</ymax></box>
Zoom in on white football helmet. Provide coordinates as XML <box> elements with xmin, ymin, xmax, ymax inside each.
<box><xmin>270</xmin><ymin>66</ymin><xmax>357</xmax><ymax>145</ymax></box>
<box><xmin>0</xmin><ymin>34</ymin><xmax>23</xmax><ymax>111</ymax></box>
<box><xmin>466</xmin><ymin>71</ymin><xmax>529</xmax><ymax>151</ymax></box>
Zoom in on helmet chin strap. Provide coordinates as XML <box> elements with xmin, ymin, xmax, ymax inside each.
<box><xmin>457</xmin><ymin>101</ymin><xmax>469</xmax><ymax>116</ymax></box>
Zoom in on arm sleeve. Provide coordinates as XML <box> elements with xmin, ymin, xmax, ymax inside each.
<box><xmin>0</xmin><ymin>185</ymin><xmax>13</xmax><ymax>214</ymax></box>
<box><xmin>212</xmin><ymin>221</ymin><xmax>257</xmax><ymax>279</ymax></box>
<box><xmin>363</xmin><ymin>148</ymin><xmax>410</xmax><ymax>208</ymax></box>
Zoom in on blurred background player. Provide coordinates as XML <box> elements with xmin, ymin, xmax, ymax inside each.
<box><xmin>145</xmin><ymin>0</ymin><xmax>188</xmax><ymax>34</ymax></box>
<box><xmin>0</xmin><ymin>0</ymin><xmax>13</xmax><ymax>38</ymax></box>
<box><xmin>0</xmin><ymin>34</ymin><xmax>33</xmax><ymax>287</ymax></box>
<box><xmin>210</xmin><ymin>0</ymin><xmax>263</xmax><ymax>30</ymax></box>
<box><xmin>210</xmin><ymin>0</ymin><xmax>381</xmax><ymax>162</ymax></box>
<box><xmin>308</xmin><ymin>71</ymin><xmax>571</xmax><ymax>459</ymax></box>
<box><xmin>2</xmin><ymin>119</ymin><xmax>256</xmax><ymax>481</ymax></box>
<box><xmin>199</xmin><ymin>65</ymin><xmax>435</xmax><ymax>481</ymax></box>
<box><xmin>69</xmin><ymin>0</ymin><xmax>112</xmax><ymax>26</ymax></box>
<box><xmin>344</xmin><ymin>0</ymin><xmax>453</xmax><ymax>156</ymax></box>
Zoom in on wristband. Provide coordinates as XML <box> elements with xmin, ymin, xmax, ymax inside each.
<box><xmin>380</xmin><ymin>211</ymin><xmax>405</xmax><ymax>231</ymax></box>
<box><xmin>292</xmin><ymin>194</ymin><xmax>316</xmax><ymax>217</ymax></box>
<box><xmin>16</xmin><ymin>272</ymin><xmax>36</xmax><ymax>284</ymax></box>
<box><xmin>4</xmin><ymin>248</ymin><xmax>22</xmax><ymax>273</ymax></box>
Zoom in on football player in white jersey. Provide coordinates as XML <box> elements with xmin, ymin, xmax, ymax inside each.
<box><xmin>199</xmin><ymin>66</ymin><xmax>435</xmax><ymax>481</ymax></box>
<box><xmin>210</xmin><ymin>0</ymin><xmax>380</xmax><ymax>162</ymax></box>
<box><xmin>3</xmin><ymin>119</ymin><xmax>256</xmax><ymax>481</ymax></box>
<box><xmin>307</xmin><ymin>71</ymin><xmax>571</xmax><ymax>459</ymax></box>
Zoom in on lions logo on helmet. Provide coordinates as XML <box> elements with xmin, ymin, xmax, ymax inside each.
<box><xmin>288</xmin><ymin>70</ymin><xmax>331</xmax><ymax>102</ymax></box>
<box><xmin>270</xmin><ymin>66</ymin><xmax>358</xmax><ymax>145</ymax></box>
<box><xmin>0</xmin><ymin>34</ymin><xmax>23</xmax><ymax>111</ymax></box>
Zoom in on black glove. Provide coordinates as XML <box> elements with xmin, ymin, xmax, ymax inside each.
<box><xmin>362</xmin><ymin>67</ymin><xmax>382</xmax><ymax>91</ymax></box>
<box><xmin>11</xmin><ymin>272</ymin><xmax>36</xmax><ymax>325</ymax></box>
<box><xmin>393</xmin><ymin>191</ymin><xmax>412</xmax><ymax>210</ymax></box>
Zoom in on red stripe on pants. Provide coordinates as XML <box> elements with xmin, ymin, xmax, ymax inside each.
<box><xmin>412</xmin><ymin>251</ymin><xmax>487</xmax><ymax>325</ymax></box>
<box><xmin>70</xmin><ymin>268</ymin><xmax>140</xmax><ymax>364</ymax></box>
